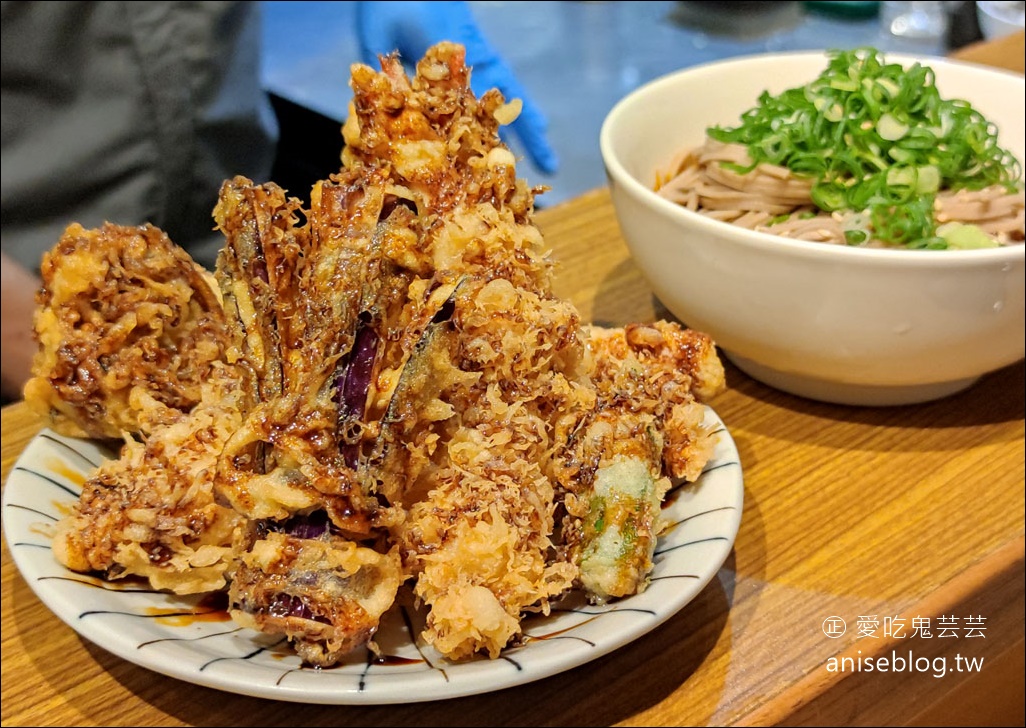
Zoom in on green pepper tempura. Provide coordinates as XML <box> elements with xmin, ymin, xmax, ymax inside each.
<box><xmin>707</xmin><ymin>47</ymin><xmax>1023</xmax><ymax>249</ymax></box>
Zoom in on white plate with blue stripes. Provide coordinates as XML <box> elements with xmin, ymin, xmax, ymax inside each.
<box><xmin>2</xmin><ymin>406</ymin><xmax>743</xmax><ymax>704</ymax></box>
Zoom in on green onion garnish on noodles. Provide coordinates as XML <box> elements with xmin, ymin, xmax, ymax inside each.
<box><xmin>707</xmin><ymin>47</ymin><xmax>1023</xmax><ymax>248</ymax></box>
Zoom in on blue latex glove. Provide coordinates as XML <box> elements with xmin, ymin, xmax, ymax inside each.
<box><xmin>355</xmin><ymin>1</ymin><xmax>559</xmax><ymax>175</ymax></box>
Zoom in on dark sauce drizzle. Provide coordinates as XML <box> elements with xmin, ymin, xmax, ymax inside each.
<box><xmin>5</xmin><ymin>415</ymin><xmax>741</xmax><ymax>695</ymax></box>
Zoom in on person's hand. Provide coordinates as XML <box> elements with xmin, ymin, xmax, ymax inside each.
<box><xmin>355</xmin><ymin>1</ymin><xmax>559</xmax><ymax>175</ymax></box>
<box><xmin>1</xmin><ymin>252</ymin><xmax>41</xmax><ymax>402</ymax></box>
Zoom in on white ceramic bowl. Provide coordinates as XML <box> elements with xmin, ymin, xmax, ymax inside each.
<box><xmin>600</xmin><ymin>51</ymin><xmax>1025</xmax><ymax>406</ymax></box>
<box><xmin>976</xmin><ymin>1</ymin><xmax>1025</xmax><ymax>39</ymax></box>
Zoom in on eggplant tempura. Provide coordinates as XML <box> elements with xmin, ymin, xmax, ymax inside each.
<box><xmin>26</xmin><ymin>42</ymin><xmax>726</xmax><ymax>666</ymax></box>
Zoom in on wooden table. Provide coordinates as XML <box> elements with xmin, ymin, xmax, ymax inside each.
<box><xmin>3</xmin><ymin>33</ymin><xmax>1024</xmax><ymax>728</ymax></box>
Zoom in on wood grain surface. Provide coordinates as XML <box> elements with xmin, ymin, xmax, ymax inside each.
<box><xmin>2</xmin><ymin>32</ymin><xmax>1024</xmax><ymax>728</ymax></box>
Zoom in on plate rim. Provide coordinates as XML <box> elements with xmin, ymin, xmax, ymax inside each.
<box><xmin>1</xmin><ymin>406</ymin><xmax>744</xmax><ymax>705</ymax></box>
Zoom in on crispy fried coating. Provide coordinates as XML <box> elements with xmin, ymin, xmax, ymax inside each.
<box><xmin>35</xmin><ymin>41</ymin><xmax>729</xmax><ymax>666</ymax></box>
<box><xmin>51</xmin><ymin>363</ymin><xmax>246</xmax><ymax>594</ymax></box>
<box><xmin>389</xmin><ymin>279</ymin><xmax>588</xmax><ymax>659</ymax></box>
<box><xmin>209</xmin><ymin>171</ymin><xmax>414</xmax><ymax>662</ymax></box>
<box><xmin>213</xmin><ymin>178</ymin><xmax>305</xmax><ymax>406</ymax></box>
<box><xmin>343</xmin><ymin>42</ymin><xmax>537</xmax><ymax>222</ymax></box>
<box><xmin>338</xmin><ymin>44</ymin><xmax>598</xmax><ymax>658</ymax></box>
<box><xmin>555</xmin><ymin>321</ymin><xmax>726</xmax><ymax>603</ymax></box>
<box><xmin>585</xmin><ymin>321</ymin><xmax>726</xmax><ymax>482</ymax></box>
<box><xmin>24</xmin><ymin>222</ymin><xmax>228</xmax><ymax>439</ymax></box>
<box><xmin>227</xmin><ymin>524</ymin><xmax>403</xmax><ymax>668</ymax></box>
<box><xmin>212</xmin><ymin>175</ymin><xmax>374</xmax><ymax>526</ymax></box>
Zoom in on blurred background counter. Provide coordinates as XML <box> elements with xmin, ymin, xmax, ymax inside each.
<box><xmin>260</xmin><ymin>1</ymin><xmax>1018</xmax><ymax>207</ymax></box>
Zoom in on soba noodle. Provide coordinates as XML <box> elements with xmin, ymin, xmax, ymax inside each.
<box><xmin>656</xmin><ymin>139</ymin><xmax>1025</xmax><ymax>248</ymax></box>
<box><xmin>655</xmin><ymin>49</ymin><xmax>1025</xmax><ymax>250</ymax></box>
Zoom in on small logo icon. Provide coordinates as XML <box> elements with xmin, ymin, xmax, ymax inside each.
<box><xmin>823</xmin><ymin>616</ymin><xmax>847</xmax><ymax>638</ymax></box>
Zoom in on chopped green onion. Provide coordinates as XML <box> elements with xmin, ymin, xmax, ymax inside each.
<box><xmin>870</xmin><ymin>195</ymin><xmax>937</xmax><ymax>246</ymax></box>
<box><xmin>707</xmin><ymin>47</ymin><xmax>1023</xmax><ymax>248</ymax></box>
<box><xmin>877</xmin><ymin>113</ymin><xmax>908</xmax><ymax>141</ymax></box>
<box><xmin>844</xmin><ymin>229</ymin><xmax>869</xmax><ymax>245</ymax></box>
<box><xmin>937</xmin><ymin>222</ymin><xmax>1000</xmax><ymax>249</ymax></box>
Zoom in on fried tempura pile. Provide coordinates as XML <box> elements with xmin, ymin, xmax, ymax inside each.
<box><xmin>26</xmin><ymin>42</ymin><xmax>726</xmax><ymax>666</ymax></box>
<box><xmin>25</xmin><ymin>222</ymin><xmax>228</xmax><ymax>439</ymax></box>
